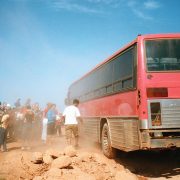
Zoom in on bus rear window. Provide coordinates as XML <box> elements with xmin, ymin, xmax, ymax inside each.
<box><xmin>145</xmin><ymin>39</ymin><xmax>180</xmax><ymax>71</ymax></box>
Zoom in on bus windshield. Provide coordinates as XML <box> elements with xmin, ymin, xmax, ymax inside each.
<box><xmin>145</xmin><ymin>39</ymin><xmax>180</xmax><ymax>71</ymax></box>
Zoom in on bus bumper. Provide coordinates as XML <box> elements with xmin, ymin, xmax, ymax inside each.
<box><xmin>150</xmin><ymin>138</ymin><xmax>180</xmax><ymax>149</ymax></box>
<box><xmin>140</xmin><ymin>129</ymin><xmax>180</xmax><ymax>149</ymax></box>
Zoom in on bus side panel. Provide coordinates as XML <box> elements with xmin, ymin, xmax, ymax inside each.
<box><xmin>79</xmin><ymin>91</ymin><xmax>139</xmax><ymax>151</ymax></box>
<box><xmin>81</xmin><ymin>117</ymin><xmax>100</xmax><ymax>142</ymax></box>
<box><xmin>79</xmin><ymin>90</ymin><xmax>138</xmax><ymax>117</ymax></box>
<box><xmin>80</xmin><ymin>117</ymin><xmax>140</xmax><ymax>152</ymax></box>
<box><xmin>108</xmin><ymin>118</ymin><xmax>140</xmax><ymax>151</ymax></box>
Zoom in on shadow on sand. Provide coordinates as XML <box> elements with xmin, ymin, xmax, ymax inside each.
<box><xmin>115</xmin><ymin>148</ymin><xmax>180</xmax><ymax>179</ymax></box>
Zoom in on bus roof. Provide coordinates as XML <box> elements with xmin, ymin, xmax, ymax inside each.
<box><xmin>70</xmin><ymin>33</ymin><xmax>180</xmax><ymax>88</ymax></box>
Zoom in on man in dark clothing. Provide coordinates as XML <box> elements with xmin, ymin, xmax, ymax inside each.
<box><xmin>21</xmin><ymin>106</ymin><xmax>34</xmax><ymax>150</ymax></box>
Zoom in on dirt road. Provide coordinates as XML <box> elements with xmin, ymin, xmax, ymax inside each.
<box><xmin>0</xmin><ymin>133</ymin><xmax>179</xmax><ymax>180</ymax></box>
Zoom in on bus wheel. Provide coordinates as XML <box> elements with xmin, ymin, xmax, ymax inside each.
<box><xmin>101</xmin><ymin>123</ymin><xmax>116</xmax><ymax>158</ymax></box>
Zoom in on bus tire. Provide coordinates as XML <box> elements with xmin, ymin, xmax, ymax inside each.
<box><xmin>101</xmin><ymin>123</ymin><xmax>116</xmax><ymax>159</ymax></box>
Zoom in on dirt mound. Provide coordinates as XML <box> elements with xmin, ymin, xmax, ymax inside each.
<box><xmin>0</xmin><ymin>134</ymin><xmax>150</xmax><ymax>180</ymax></box>
<box><xmin>1</xmin><ymin>136</ymin><xmax>179</xmax><ymax>180</ymax></box>
<box><xmin>0</xmin><ymin>144</ymin><xmax>142</xmax><ymax>180</ymax></box>
<box><xmin>27</xmin><ymin>146</ymin><xmax>140</xmax><ymax>180</ymax></box>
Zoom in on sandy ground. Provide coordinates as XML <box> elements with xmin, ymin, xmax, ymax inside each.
<box><xmin>0</xmin><ymin>128</ymin><xmax>179</xmax><ymax>180</ymax></box>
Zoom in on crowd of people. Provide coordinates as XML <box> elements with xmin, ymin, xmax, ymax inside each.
<box><xmin>0</xmin><ymin>98</ymin><xmax>83</xmax><ymax>153</ymax></box>
<box><xmin>0</xmin><ymin>98</ymin><xmax>63</xmax><ymax>152</ymax></box>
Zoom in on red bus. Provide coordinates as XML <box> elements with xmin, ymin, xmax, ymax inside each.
<box><xmin>67</xmin><ymin>33</ymin><xmax>180</xmax><ymax>158</ymax></box>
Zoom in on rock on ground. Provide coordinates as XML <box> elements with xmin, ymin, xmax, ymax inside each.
<box><xmin>31</xmin><ymin>152</ymin><xmax>43</xmax><ymax>164</ymax></box>
<box><xmin>64</xmin><ymin>145</ymin><xmax>77</xmax><ymax>157</ymax></box>
<box><xmin>43</xmin><ymin>154</ymin><xmax>53</xmax><ymax>164</ymax></box>
<box><xmin>43</xmin><ymin>167</ymin><xmax>62</xmax><ymax>179</ymax></box>
<box><xmin>45</xmin><ymin>149</ymin><xmax>61</xmax><ymax>159</ymax></box>
<box><xmin>51</xmin><ymin>155</ymin><xmax>72</xmax><ymax>169</ymax></box>
<box><xmin>78</xmin><ymin>152</ymin><xmax>93</xmax><ymax>162</ymax></box>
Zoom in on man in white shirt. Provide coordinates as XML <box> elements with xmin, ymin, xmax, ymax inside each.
<box><xmin>62</xmin><ymin>99</ymin><xmax>82</xmax><ymax>147</ymax></box>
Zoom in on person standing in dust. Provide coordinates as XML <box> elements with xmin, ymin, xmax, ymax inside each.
<box><xmin>62</xmin><ymin>99</ymin><xmax>83</xmax><ymax>147</ymax></box>
<box><xmin>41</xmin><ymin>103</ymin><xmax>52</xmax><ymax>144</ymax></box>
<box><xmin>32</xmin><ymin>103</ymin><xmax>42</xmax><ymax>139</ymax></box>
<box><xmin>21</xmin><ymin>105</ymin><xmax>34</xmax><ymax>150</ymax></box>
<box><xmin>0</xmin><ymin>114</ymin><xmax>10</xmax><ymax>152</ymax></box>
<box><xmin>47</xmin><ymin>104</ymin><xmax>57</xmax><ymax>135</ymax></box>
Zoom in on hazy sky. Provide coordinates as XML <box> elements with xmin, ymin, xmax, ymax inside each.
<box><xmin>0</xmin><ymin>0</ymin><xmax>180</xmax><ymax>110</ymax></box>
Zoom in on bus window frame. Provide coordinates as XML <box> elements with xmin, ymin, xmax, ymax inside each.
<box><xmin>68</xmin><ymin>43</ymin><xmax>138</xmax><ymax>103</ymax></box>
<box><xmin>144</xmin><ymin>38</ymin><xmax>180</xmax><ymax>73</ymax></box>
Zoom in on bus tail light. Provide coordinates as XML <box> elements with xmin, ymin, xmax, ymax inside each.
<box><xmin>147</xmin><ymin>88</ymin><xmax>168</xmax><ymax>98</ymax></box>
<box><xmin>150</xmin><ymin>102</ymin><xmax>162</xmax><ymax>126</ymax></box>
